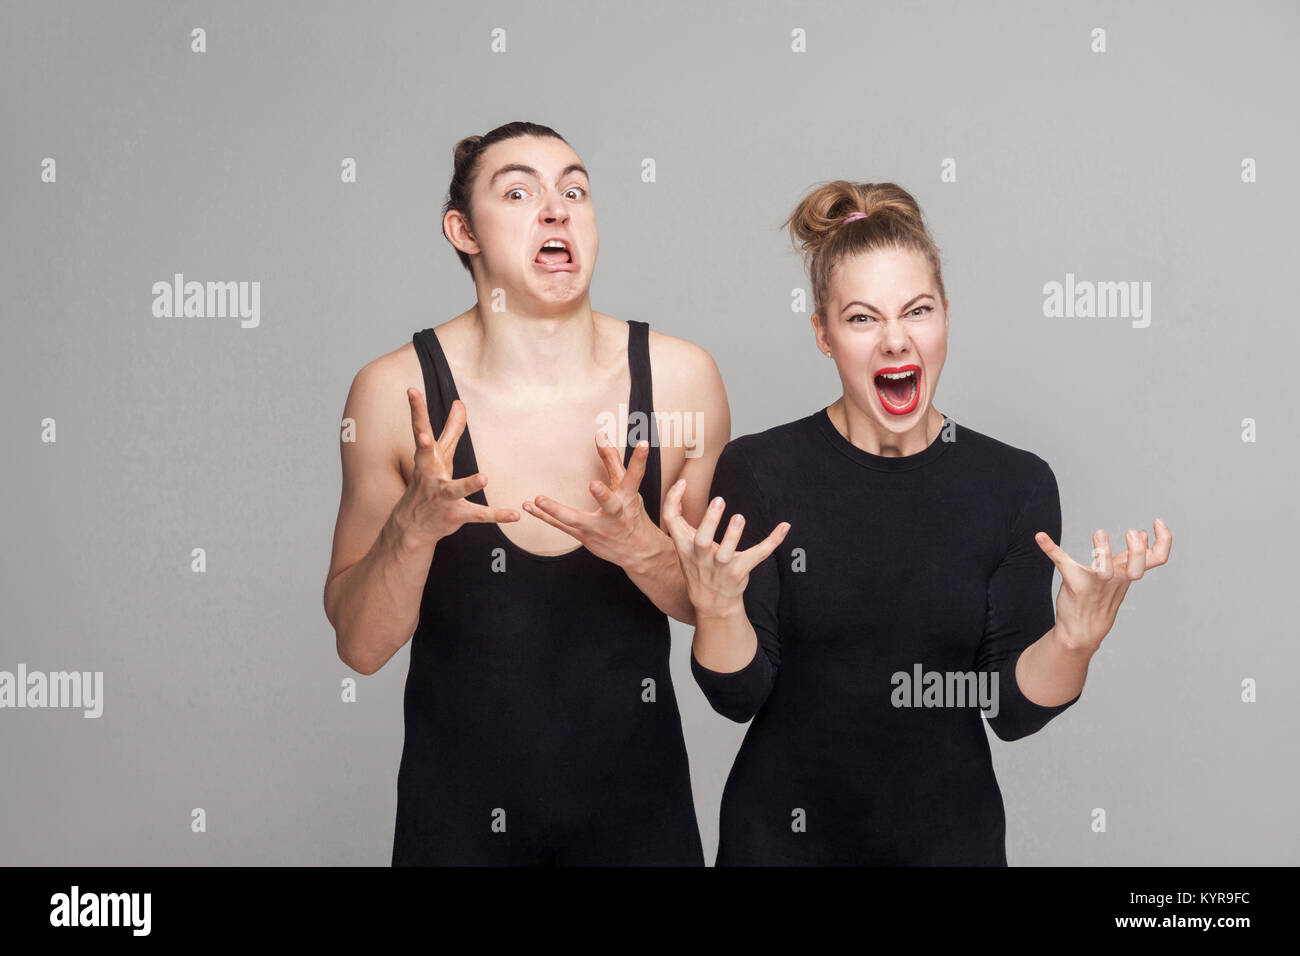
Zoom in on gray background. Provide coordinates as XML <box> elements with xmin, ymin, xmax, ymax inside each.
<box><xmin>2</xmin><ymin>0</ymin><xmax>1295</xmax><ymax>865</ymax></box>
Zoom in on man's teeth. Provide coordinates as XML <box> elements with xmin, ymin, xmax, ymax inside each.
<box><xmin>541</xmin><ymin>240</ymin><xmax>566</xmax><ymax>250</ymax></box>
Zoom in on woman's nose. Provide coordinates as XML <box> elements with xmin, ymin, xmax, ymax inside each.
<box><xmin>881</xmin><ymin>322</ymin><xmax>911</xmax><ymax>352</ymax></box>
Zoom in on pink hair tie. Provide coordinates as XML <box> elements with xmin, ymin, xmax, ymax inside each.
<box><xmin>841</xmin><ymin>212</ymin><xmax>868</xmax><ymax>224</ymax></box>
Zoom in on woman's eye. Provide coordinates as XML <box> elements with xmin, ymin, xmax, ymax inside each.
<box><xmin>849</xmin><ymin>306</ymin><xmax>931</xmax><ymax>324</ymax></box>
<box><xmin>506</xmin><ymin>188</ymin><xmax>527</xmax><ymax>200</ymax></box>
<box><xmin>565</xmin><ymin>186</ymin><xmax>586</xmax><ymax>200</ymax></box>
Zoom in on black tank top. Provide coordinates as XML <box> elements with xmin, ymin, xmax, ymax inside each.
<box><xmin>393</xmin><ymin>319</ymin><xmax>704</xmax><ymax>865</ymax></box>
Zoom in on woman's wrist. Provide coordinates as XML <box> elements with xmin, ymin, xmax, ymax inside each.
<box><xmin>1049</xmin><ymin>622</ymin><xmax>1101</xmax><ymax>656</ymax></box>
<box><xmin>694</xmin><ymin>599</ymin><xmax>748</xmax><ymax>626</ymax></box>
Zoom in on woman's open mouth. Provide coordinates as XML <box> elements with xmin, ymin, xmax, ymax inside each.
<box><xmin>874</xmin><ymin>365</ymin><xmax>921</xmax><ymax>415</ymax></box>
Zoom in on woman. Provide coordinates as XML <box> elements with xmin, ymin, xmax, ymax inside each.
<box><xmin>325</xmin><ymin>122</ymin><xmax>729</xmax><ymax>865</ymax></box>
<box><xmin>663</xmin><ymin>181</ymin><xmax>1172</xmax><ymax>865</ymax></box>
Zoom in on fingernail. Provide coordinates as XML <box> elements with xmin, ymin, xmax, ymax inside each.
<box><xmin>710</xmin><ymin>497</ymin><xmax>723</xmax><ymax>509</ymax></box>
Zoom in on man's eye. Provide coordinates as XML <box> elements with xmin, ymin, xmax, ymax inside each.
<box><xmin>910</xmin><ymin>305</ymin><xmax>933</xmax><ymax>317</ymax></box>
<box><xmin>565</xmin><ymin>187</ymin><xmax>586</xmax><ymax>200</ymax></box>
<box><xmin>506</xmin><ymin>189</ymin><xmax>527</xmax><ymax>200</ymax></box>
<box><xmin>848</xmin><ymin>314</ymin><xmax>877</xmax><ymax>324</ymax></box>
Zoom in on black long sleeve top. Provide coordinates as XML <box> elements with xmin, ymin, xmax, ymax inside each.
<box><xmin>691</xmin><ymin>407</ymin><xmax>1081</xmax><ymax>865</ymax></box>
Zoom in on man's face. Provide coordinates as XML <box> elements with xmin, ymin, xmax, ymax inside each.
<box><xmin>461</xmin><ymin>135</ymin><xmax>598</xmax><ymax>309</ymax></box>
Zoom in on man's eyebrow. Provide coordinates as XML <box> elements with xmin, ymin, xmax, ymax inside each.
<box><xmin>487</xmin><ymin>163</ymin><xmax>590</xmax><ymax>187</ymax></box>
<box><xmin>840</xmin><ymin>293</ymin><xmax>935</xmax><ymax>316</ymax></box>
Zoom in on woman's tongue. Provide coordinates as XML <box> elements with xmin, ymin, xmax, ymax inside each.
<box><xmin>536</xmin><ymin>249</ymin><xmax>570</xmax><ymax>265</ymax></box>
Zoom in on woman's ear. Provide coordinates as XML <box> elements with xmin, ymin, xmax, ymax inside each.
<box><xmin>810</xmin><ymin>312</ymin><xmax>830</xmax><ymax>356</ymax></box>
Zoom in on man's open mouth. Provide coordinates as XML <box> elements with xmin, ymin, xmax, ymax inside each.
<box><xmin>874</xmin><ymin>366</ymin><xmax>920</xmax><ymax>413</ymax></box>
<box><xmin>534</xmin><ymin>238</ymin><xmax>573</xmax><ymax>265</ymax></box>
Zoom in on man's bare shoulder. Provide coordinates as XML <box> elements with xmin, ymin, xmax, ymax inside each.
<box><xmin>352</xmin><ymin>339</ymin><xmax>423</xmax><ymax>399</ymax></box>
<box><xmin>344</xmin><ymin>339</ymin><xmax>426</xmax><ymax>476</ymax></box>
<box><xmin>643</xmin><ymin>326</ymin><xmax>724</xmax><ymax>405</ymax></box>
<box><xmin>634</xmin><ymin>324</ymin><xmax>731</xmax><ymax>506</ymax></box>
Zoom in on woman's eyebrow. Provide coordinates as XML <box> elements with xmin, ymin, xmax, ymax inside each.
<box><xmin>840</xmin><ymin>292</ymin><xmax>935</xmax><ymax>315</ymax></box>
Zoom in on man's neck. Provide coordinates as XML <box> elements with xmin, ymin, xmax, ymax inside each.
<box><xmin>463</xmin><ymin>299</ymin><xmax>603</xmax><ymax>390</ymax></box>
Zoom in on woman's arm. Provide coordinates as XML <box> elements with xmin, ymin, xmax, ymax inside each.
<box><xmin>976</xmin><ymin>457</ymin><xmax>1174</xmax><ymax>740</ymax></box>
<box><xmin>974</xmin><ymin>462</ymin><xmax>1084</xmax><ymax>741</ymax></box>
<box><xmin>664</xmin><ymin>441</ymin><xmax>788</xmax><ymax>723</ymax></box>
<box><xmin>1012</xmin><ymin>627</ymin><xmax>1096</xmax><ymax>709</ymax></box>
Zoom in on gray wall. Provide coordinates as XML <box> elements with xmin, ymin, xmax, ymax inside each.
<box><xmin>2</xmin><ymin>0</ymin><xmax>1295</xmax><ymax>865</ymax></box>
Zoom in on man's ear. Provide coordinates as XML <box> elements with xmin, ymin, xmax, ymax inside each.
<box><xmin>443</xmin><ymin>209</ymin><xmax>479</xmax><ymax>255</ymax></box>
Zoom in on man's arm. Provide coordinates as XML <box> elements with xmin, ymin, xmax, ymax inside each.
<box><xmin>621</xmin><ymin>337</ymin><xmax>731</xmax><ymax>626</ymax></box>
<box><xmin>622</xmin><ymin>515</ymin><xmax>697</xmax><ymax>624</ymax></box>
<box><xmin>323</xmin><ymin>358</ymin><xmax>434</xmax><ymax>675</ymax></box>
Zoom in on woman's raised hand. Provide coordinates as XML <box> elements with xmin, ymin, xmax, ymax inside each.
<box><xmin>662</xmin><ymin>477</ymin><xmax>790</xmax><ymax>621</ymax></box>
<box><xmin>1035</xmin><ymin>518</ymin><xmax>1173</xmax><ymax>653</ymax></box>
<box><xmin>393</xmin><ymin>391</ymin><xmax>520</xmax><ymax>546</ymax></box>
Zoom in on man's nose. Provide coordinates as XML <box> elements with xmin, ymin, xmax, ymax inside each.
<box><xmin>541</xmin><ymin>194</ymin><xmax>569</xmax><ymax>222</ymax></box>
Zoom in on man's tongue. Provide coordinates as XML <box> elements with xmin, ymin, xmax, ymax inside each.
<box><xmin>877</xmin><ymin>373</ymin><xmax>914</xmax><ymax>405</ymax></box>
<box><xmin>536</xmin><ymin>249</ymin><xmax>570</xmax><ymax>265</ymax></box>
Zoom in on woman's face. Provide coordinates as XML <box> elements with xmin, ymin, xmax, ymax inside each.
<box><xmin>813</xmin><ymin>245</ymin><xmax>949</xmax><ymax>436</ymax></box>
<box><xmin>450</xmin><ymin>135</ymin><xmax>598</xmax><ymax>307</ymax></box>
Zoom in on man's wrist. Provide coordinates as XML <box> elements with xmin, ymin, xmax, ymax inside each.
<box><xmin>623</xmin><ymin>510</ymin><xmax>671</xmax><ymax>577</ymax></box>
<box><xmin>383</xmin><ymin>509</ymin><xmax>438</xmax><ymax>559</ymax></box>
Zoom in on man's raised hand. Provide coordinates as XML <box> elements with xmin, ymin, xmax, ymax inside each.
<box><xmin>393</xmin><ymin>391</ymin><xmax>519</xmax><ymax>546</ymax></box>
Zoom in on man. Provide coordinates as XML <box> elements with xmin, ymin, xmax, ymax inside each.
<box><xmin>323</xmin><ymin>121</ymin><xmax>729</xmax><ymax>864</ymax></box>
